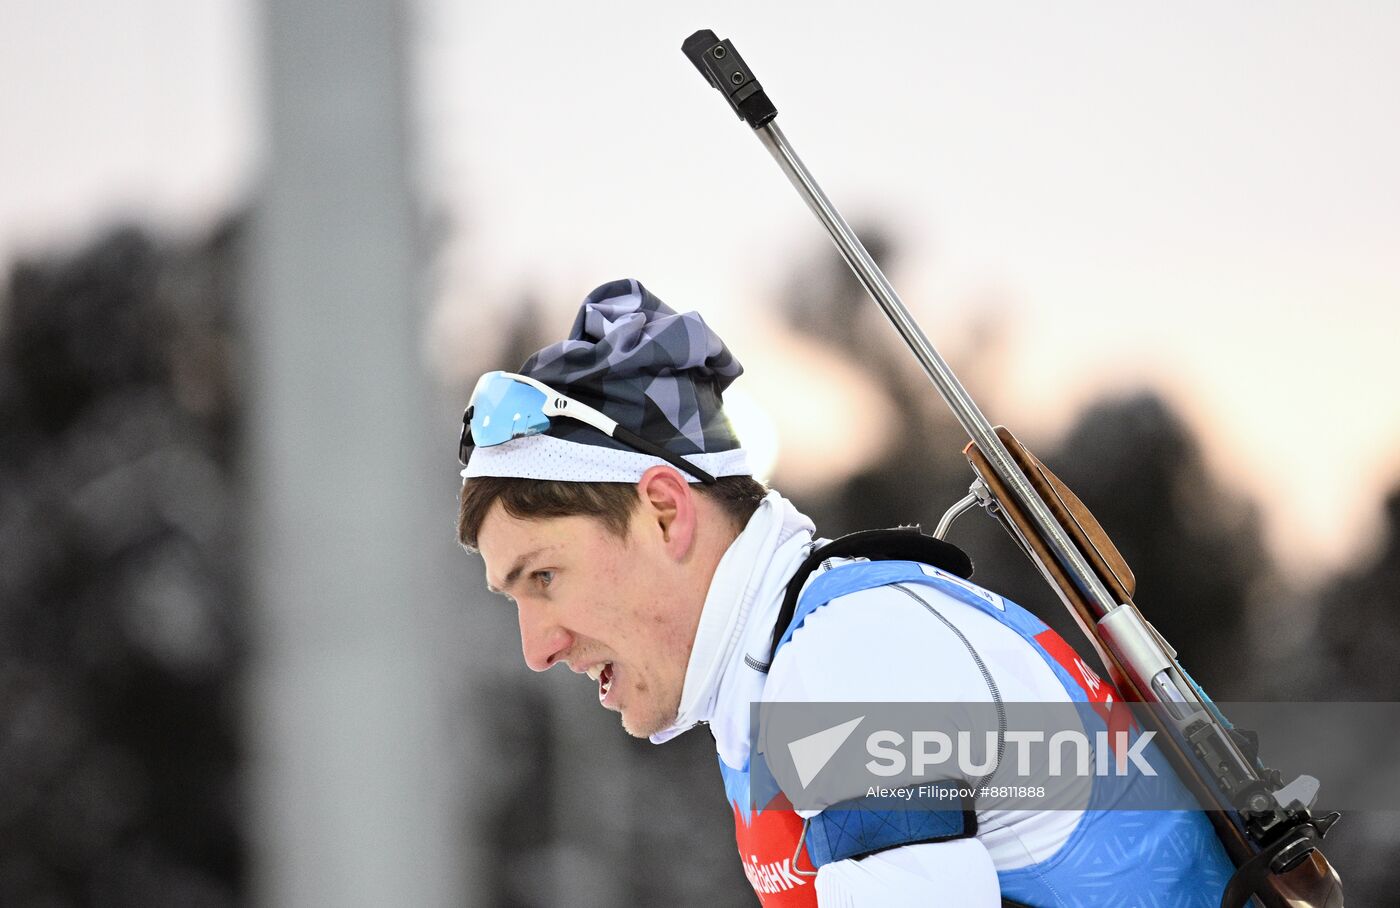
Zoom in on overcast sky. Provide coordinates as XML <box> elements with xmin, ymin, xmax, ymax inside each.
<box><xmin>3</xmin><ymin>0</ymin><xmax>1398</xmax><ymax>577</ymax></box>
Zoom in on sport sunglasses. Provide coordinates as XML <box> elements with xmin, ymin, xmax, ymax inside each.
<box><xmin>458</xmin><ymin>371</ymin><xmax>717</xmax><ymax>484</ymax></box>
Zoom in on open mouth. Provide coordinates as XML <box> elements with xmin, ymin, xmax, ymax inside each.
<box><xmin>587</xmin><ymin>662</ymin><xmax>615</xmax><ymax>703</ymax></box>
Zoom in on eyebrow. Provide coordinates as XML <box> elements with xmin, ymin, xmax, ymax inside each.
<box><xmin>486</xmin><ymin>546</ymin><xmax>553</xmax><ymax>596</ymax></box>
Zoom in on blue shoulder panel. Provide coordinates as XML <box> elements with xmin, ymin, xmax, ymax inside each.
<box><xmin>804</xmin><ymin>780</ymin><xmax>973</xmax><ymax>866</ymax></box>
<box><xmin>775</xmin><ymin>560</ymin><xmax>1049</xmax><ymax>654</ymax></box>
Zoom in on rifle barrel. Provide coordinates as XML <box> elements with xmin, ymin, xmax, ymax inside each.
<box><xmin>755</xmin><ymin>121</ymin><xmax>1119</xmax><ymax>619</ymax></box>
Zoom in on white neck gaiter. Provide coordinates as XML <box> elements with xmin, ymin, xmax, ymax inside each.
<box><xmin>650</xmin><ymin>489</ymin><xmax>815</xmax><ymax>745</ymax></box>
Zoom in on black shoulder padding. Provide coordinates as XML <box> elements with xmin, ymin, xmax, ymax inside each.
<box><xmin>767</xmin><ymin>527</ymin><xmax>973</xmax><ymax>665</ymax></box>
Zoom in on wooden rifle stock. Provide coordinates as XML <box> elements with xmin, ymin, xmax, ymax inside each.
<box><xmin>966</xmin><ymin>427</ymin><xmax>1343</xmax><ymax>908</ymax></box>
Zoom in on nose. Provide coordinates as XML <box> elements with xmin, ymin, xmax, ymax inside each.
<box><xmin>518</xmin><ymin>603</ymin><xmax>571</xmax><ymax>672</ymax></box>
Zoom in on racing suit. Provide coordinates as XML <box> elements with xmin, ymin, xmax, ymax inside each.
<box><xmin>652</xmin><ymin>490</ymin><xmax>1233</xmax><ymax>906</ymax></box>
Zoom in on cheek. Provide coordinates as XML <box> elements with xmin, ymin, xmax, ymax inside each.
<box><xmin>643</xmin><ymin>586</ymin><xmax>697</xmax><ymax>667</ymax></box>
<box><xmin>587</xmin><ymin>543</ymin><xmax>692</xmax><ymax>668</ymax></box>
<box><xmin>608</xmin><ymin>572</ymin><xmax>673</xmax><ymax>646</ymax></box>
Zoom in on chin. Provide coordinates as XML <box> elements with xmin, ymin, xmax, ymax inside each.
<box><xmin>619</xmin><ymin>702</ymin><xmax>680</xmax><ymax>739</ymax></box>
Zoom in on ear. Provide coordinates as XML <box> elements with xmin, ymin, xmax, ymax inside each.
<box><xmin>636</xmin><ymin>465</ymin><xmax>697</xmax><ymax>558</ymax></box>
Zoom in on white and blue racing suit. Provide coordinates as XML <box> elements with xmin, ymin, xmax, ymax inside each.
<box><xmin>651</xmin><ymin>491</ymin><xmax>1233</xmax><ymax>906</ymax></box>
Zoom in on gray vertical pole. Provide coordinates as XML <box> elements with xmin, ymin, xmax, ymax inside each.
<box><xmin>244</xmin><ymin>1</ymin><xmax>469</xmax><ymax>905</ymax></box>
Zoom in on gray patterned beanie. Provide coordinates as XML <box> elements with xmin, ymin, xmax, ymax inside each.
<box><xmin>462</xmin><ymin>279</ymin><xmax>752</xmax><ymax>483</ymax></box>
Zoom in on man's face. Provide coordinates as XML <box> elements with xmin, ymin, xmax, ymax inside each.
<box><xmin>477</xmin><ymin>500</ymin><xmax>699</xmax><ymax>738</ymax></box>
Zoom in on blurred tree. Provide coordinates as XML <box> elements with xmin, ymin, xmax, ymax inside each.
<box><xmin>1045</xmin><ymin>393</ymin><xmax>1268</xmax><ymax>695</ymax></box>
<box><xmin>1289</xmin><ymin>485</ymin><xmax>1400</xmax><ymax>908</ymax></box>
<box><xmin>473</xmin><ymin>680</ymin><xmax>556</xmax><ymax>908</ymax></box>
<box><xmin>776</xmin><ymin>226</ymin><xmax>972</xmax><ymax>537</ymax></box>
<box><xmin>774</xmin><ymin>233</ymin><xmax>1268</xmax><ymax>695</ymax></box>
<box><xmin>0</xmin><ymin>223</ymin><xmax>246</xmax><ymax>906</ymax></box>
<box><xmin>497</xmin><ymin>291</ymin><xmax>551</xmax><ymax>376</ymax></box>
<box><xmin>1312</xmin><ymin>486</ymin><xmax>1400</xmax><ymax>699</ymax></box>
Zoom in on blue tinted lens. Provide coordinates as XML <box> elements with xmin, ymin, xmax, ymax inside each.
<box><xmin>470</xmin><ymin>374</ymin><xmax>551</xmax><ymax>446</ymax></box>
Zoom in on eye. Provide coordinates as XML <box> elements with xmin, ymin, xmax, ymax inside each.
<box><xmin>532</xmin><ymin>569</ymin><xmax>555</xmax><ymax>589</ymax></box>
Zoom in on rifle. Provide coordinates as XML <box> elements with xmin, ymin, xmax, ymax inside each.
<box><xmin>681</xmin><ymin>29</ymin><xmax>1343</xmax><ymax>908</ymax></box>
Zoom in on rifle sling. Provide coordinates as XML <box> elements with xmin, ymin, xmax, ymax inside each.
<box><xmin>768</xmin><ymin>527</ymin><xmax>974</xmax><ymax>666</ymax></box>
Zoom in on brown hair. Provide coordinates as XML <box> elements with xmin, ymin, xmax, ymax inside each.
<box><xmin>457</xmin><ymin>474</ymin><xmax>769</xmax><ymax>552</ymax></box>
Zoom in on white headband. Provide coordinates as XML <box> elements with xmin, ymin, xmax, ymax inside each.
<box><xmin>461</xmin><ymin>433</ymin><xmax>752</xmax><ymax>484</ymax></box>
